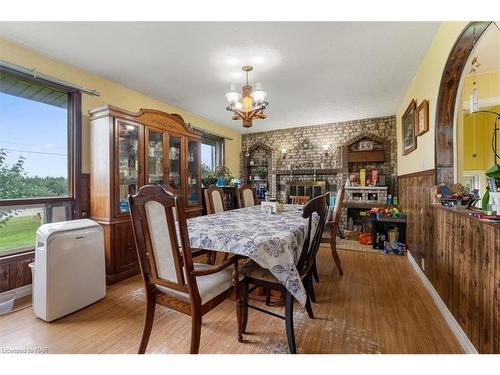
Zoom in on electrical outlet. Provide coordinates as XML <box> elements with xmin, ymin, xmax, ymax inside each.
<box><xmin>421</xmin><ymin>258</ymin><xmax>425</xmax><ymax>271</ymax></box>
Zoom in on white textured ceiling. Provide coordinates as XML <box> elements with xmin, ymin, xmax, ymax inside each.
<box><xmin>0</xmin><ymin>22</ymin><xmax>440</xmax><ymax>133</ymax></box>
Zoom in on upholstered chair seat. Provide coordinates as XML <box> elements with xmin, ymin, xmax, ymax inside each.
<box><xmin>156</xmin><ymin>263</ymin><xmax>241</xmax><ymax>304</ymax></box>
<box><xmin>240</xmin><ymin>260</ymin><xmax>278</xmax><ymax>283</ymax></box>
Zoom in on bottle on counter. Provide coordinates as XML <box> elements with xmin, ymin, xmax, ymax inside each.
<box><xmin>482</xmin><ymin>187</ymin><xmax>490</xmax><ymax>212</ymax></box>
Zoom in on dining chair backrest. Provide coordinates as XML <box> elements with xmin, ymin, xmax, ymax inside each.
<box><xmin>128</xmin><ymin>184</ymin><xmax>196</xmax><ymax>296</ymax></box>
<box><xmin>331</xmin><ymin>188</ymin><xmax>345</xmax><ymax>225</ymax></box>
<box><xmin>289</xmin><ymin>195</ymin><xmax>310</xmax><ymax>205</ymax></box>
<box><xmin>297</xmin><ymin>192</ymin><xmax>329</xmax><ymax>275</ymax></box>
<box><xmin>236</xmin><ymin>184</ymin><xmax>258</xmax><ymax>208</ymax></box>
<box><xmin>205</xmin><ymin>184</ymin><xmax>226</xmax><ymax>214</ymax></box>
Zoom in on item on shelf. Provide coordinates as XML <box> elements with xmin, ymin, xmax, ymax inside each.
<box><xmin>379</xmin><ymin>175</ymin><xmax>386</xmax><ymax>186</ymax></box>
<box><xmin>371</xmin><ymin>170</ymin><xmax>379</xmax><ymax>185</ymax></box>
<box><xmin>169</xmin><ymin>146</ymin><xmax>179</xmax><ymax>160</ymax></box>
<box><xmin>347</xmin><ymin>217</ymin><xmax>354</xmax><ymax>231</ymax></box>
<box><xmin>387</xmin><ymin>194</ymin><xmax>392</xmax><ymax>205</ymax></box>
<box><xmin>366</xmin><ymin>207</ymin><xmax>404</xmax><ymax>219</ymax></box>
<box><xmin>329</xmin><ymin>194</ymin><xmax>336</xmax><ymax>207</ymax></box>
<box><xmin>358</xmin><ymin>233</ymin><xmax>372</xmax><ymax>245</ymax></box>
<box><xmin>392</xmin><ymin>196</ymin><xmax>398</xmax><ymax>205</ymax></box>
<box><xmin>119</xmin><ymin>200</ymin><xmax>129</xmax><ymax>213</ymax></box>
<box><xmin>387</xmin><ymin>227</ymin><xmax>399</xmax><ymax>244</ymax></box>
<box><xmin>435</xmin><ymin>182</ymin><xmax>480</xmax><ymax>208</ymax></box>
<box><xmin>359</xmin><ymin>140</ymin><xmax>374</xmax><ymax>150</ymax></box>
<box><xmin>344</xmin><ymin>229</ymin><xmax>361</xmax><ymax>240</ymax></box>
<box><xmin>216</xmin><ymin>177</ymin><xmax>225</xmax><ymax>187</ymax></box>
<box><xmin>359</xmin><ymin>169</ymin><xmax>366</xmax><ymax>187</ymax></box>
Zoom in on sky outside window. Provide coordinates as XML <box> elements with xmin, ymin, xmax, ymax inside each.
<box><xmin>0</xmin><ymin>92</ymin><xmax>68</xmax><ymax>178</ymax></box>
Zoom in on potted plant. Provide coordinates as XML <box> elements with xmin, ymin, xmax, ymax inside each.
<box><xmin>201</xmin><ymin>163</ymin><xmax>217</xmax><ymax>187</ymax></box>
<box><xmin>254</xmin><ymin>167</ymin><xmax>268</xmax><ymax>180</ymax></box>
<box><xmin>214</xmin><ymin>165</ymin><xmax>231</xmax><ymax>187</ymax></box>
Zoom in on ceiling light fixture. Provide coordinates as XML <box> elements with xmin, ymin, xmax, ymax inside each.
<box><xmin>225</xmin><ymin>65</ymin><xmax>269</xmax><ymax>128</ymax></box>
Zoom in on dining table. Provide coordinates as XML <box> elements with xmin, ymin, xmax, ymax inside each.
<box><xmin>186</xmin><ymin>204</ymin><xmax>318</xmax><ymax>307</ymax></box>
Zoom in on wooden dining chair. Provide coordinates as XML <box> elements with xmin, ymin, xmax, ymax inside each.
<box><xmin>311</xmin><ymin>188</ymin><xmax>344</xmax><ymax>290</ymax></box>
<box><xmin>289</xmin><ymin>195</ymin><xmax>310</xmax><ymax>205</ymax></box>
<box><xmin>238</xmin><ymin>193</ymin><xmax>329</xmax><ymax>353</ymax></box>
<box><xmin>204</xmin><ymin>184</ymin><xmax>226</xmax><ymax>214</ymax></box>
<box><xmin>204</xmin><ymin>184</ymin><xmax>230</xmax><ymax>263</ymax></box>
<box><xmin>128</xmin><ymin>184</ymin><xmax>242</xmax><ymax>354</ymax></box>
<box><xmin>236</xmin><ymin>184</ymin><xmax>259</xmax><ymax>208</ymax></box>
<box><xmin>328</xmin><ymin>188</ymin><xmax>345</xmax><ymax>276</ymax></box>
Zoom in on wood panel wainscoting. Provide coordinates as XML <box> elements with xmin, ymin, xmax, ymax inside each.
<box><xmin>398</xmin><ymin>169</ymin><xmax>500</xmax><ymax>353</ymax></box>
<box><xmin>0</xmin><ymin>252</ymin><xmax>35</xmax><ymax>293</ymax></box>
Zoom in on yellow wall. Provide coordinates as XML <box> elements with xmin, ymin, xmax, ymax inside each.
<box><xmin>396</xmin><ymin>22</ymin><xmax>469</xmax><ymax>176</ymax></box>
<box><xmin>0</xmin><ymin>37</ymin><xmax>241</xmax><ymax>175</ymax></box>
<box><xmin>458</xmin><ymin>70</ymin><xmax>500</xmax><ymax>191</ymax></box>
<box><xmin>462</xmin><ymin>70</ymin><xmax>500</xmax><ymax>99</ymax></box>
<box><xmin>462</xmin><ymin>105</ymin><xmax>499</xmax><ymax>170</ymax></box>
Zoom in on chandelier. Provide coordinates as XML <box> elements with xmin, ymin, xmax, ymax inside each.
<box><xmin>224</xmin><ymin>65</ymin><xmax>269</xmax><ymax>128</ymax></box>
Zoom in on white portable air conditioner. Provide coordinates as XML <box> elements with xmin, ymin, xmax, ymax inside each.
<box><xmin>32</xmin><ymin>219</ymin><xmax>106</xmax><ymax>322</ymax></box>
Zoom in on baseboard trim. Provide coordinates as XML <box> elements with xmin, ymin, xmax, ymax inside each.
<box><xmin>0</xmin><ymin>284</ymin><xmax>32</xmax><ymax>300</ymax></box>
<box><xmin>406</xmin><ymin>252</ymin><xmax>478</xmax><ymax>354</ymax></box>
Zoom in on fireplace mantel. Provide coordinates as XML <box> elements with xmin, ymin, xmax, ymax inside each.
<box><xmin>271</xmin><ymin>168</ymin><xmax>346</xmax><ymax>176</ymax></box>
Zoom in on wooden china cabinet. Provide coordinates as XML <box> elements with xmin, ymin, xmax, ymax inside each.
<box><xmin>89</xmin><ymin>105</ymin><xmax>202</xmax><ymax>284</ymax></box>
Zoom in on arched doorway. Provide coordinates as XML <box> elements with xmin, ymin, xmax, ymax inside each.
<box><xmin>435</xmin><ymin>21</ymin><xmax>492</xmax><ymax>184</ymax></box>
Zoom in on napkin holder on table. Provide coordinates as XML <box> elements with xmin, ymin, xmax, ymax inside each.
<box><xmin>261</xmin><ymin>201</ymin><xmax>284</xmax><ymax>213</ymax></box>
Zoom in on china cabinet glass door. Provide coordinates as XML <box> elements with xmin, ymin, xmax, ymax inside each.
<box><xmin>168</xmin><ymin>135</ymin><xmax>182</xmax><ymax>190</ymax></box>
<box><xmin>116</xmin><ymin>121</ymin><xmax>141</xmax><ymax>215</ymax></box>
<box><xmin>187</xmin><ymin>140</ymin><xmax>200</xmax><ymax>205</ymax></box>
<box><xmin>146</xmin><ymin>130</ymin><xmax>165</xmax><ymax>185</ymax></box>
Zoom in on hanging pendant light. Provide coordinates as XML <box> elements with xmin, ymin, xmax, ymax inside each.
<box><xmin>224</xmin><ymin>65</ymin><xmax>269</xmax><ymax>128</ymax></box>
<box><xmin>469</xmin><ymin>56</ymin><xmax>480</xmax><ymax>114</ymax></box>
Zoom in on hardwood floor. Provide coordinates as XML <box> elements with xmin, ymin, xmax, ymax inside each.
<box><xmin>0</xmin><ymin>247</ymin><xmax>462</xmax><ymax>354</ymax></box>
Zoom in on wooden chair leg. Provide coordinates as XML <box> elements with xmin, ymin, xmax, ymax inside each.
<box><xmin>190</xmin><ymin>313</ymin><xmax>202</xmax><ymax>354</ymax></box>
<box><xmin>330</xmin><ymin>238</ymin><xmax>343</xmax><ymax>275</ymax></box>
<box><xmin>265</xmin><ymin>288</ymin><xmax>271</xmax><ymax>306</ymax></box>
<box><xmin>138</xmin><ymin>292</ymin><xmax>156</xmax><ymax>354</ymax></box>
<box><xmin>305</xmin><ymin>296</ymin><xmax>314</xmax><ymax>319</ymax></box>
<box><xmin>312</xmin><ymin>260</ymin><xmax>319</xmax><ymax>283</ymax></box>
<box><xmin>241</xmin><ymin>279</ymin><xmax>249</xmax><ymax>333</ymax></box>
<box><xmin>284</xmin><ymin>292</ymin><xmax>297</xmax><ymax>354</ymax></box>
<box><xmin>307</xmin><ymin>274</ymin><xmax>316</xmax><ymax>303</ymax></box>
<box><xmin>233</xmin><ymin>266</ymin><xmax>244</xmax><ymax>343</ymax></box>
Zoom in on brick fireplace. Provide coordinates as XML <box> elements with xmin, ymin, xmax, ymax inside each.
<box><xmin>240</xmin><ymin>115</ymin><xmax>397</xmax><ymax>229</ymax></box>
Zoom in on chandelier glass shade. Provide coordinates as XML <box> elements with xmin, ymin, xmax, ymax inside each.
<box><xmin>225</xmin><ymin>65</ymin><xmax>269</xmax><ymax>128</ymax></box>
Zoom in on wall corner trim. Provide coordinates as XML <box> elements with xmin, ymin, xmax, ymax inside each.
<box><xmin>407</xmin><ymin>251</ymin><xmax>478</xmax><ymax>354</ymax></box>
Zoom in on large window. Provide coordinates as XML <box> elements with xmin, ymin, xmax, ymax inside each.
<box><xmin>201</xmin><ymin>134</ymin><xmax>224</xmax><ymax>171</ymax></box>
<box><xmin>0</xmin><ymin>68</ymin><xmax>81</xmax><ymax>257</ymax></box>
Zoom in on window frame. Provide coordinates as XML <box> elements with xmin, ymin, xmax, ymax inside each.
<box><xmin>201</xmin><ymin>133</ymin><xmax>225</xmax><ymax>170</ymax></box>
<box><xmin>0</xmin><ymin>66</ymin><xmax>82</xmax><ymax>256</ymax></box>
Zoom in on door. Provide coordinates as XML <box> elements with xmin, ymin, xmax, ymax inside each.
<box><xmin>145</xmin><ymin>128</ymin><xmax>167</xmax><ymax>185</ymax></box>
<box><xmin>115</xmin><ymin>120</ymin><xmax>143</xmax><ymax>217</ymax></box>
<box><xmin>168</xmin><ymin>134</ymin><xmax>182</xmax><ymax>191</ymax></box>
<box><xmin>186</xmin><ymin>139</ymin><xmax>201</xmax><ymax>206</ymax></box>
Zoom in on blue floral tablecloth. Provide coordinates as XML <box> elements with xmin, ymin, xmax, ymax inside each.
<box><xmin>187</xmin><ymin>204</ymin><xmax>316</xmax><ymax>306</ymax></box>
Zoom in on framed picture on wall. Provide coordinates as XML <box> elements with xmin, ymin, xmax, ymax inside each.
<box><xmin>402</xmin><ymin>99</ymin><xmax>417</xmax><ymax>155</ymax></box>
<box><xmin>416</xmin><ymin>99</ymin><xmax>429</xmax><ymax>136</ymax></box>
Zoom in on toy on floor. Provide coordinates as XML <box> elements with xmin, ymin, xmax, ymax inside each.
<box><xmin>383</xmin><ymin>241</ymin><xmax>406</xmax><ymax>256</ymax></box>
